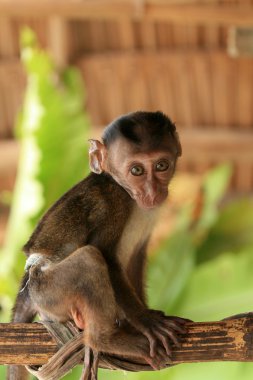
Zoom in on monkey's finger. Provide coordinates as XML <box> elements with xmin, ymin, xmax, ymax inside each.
<box><xmin>153</xmin><ymin>329</ymin><xmax>172</xmax><ymax>356</ymax></box>
<box><xmin>132</xmin><ymin>322</ymin><xmax>157</xmax><ymax>357</ymax></box>
<box><xmin>158</xmin><ymin>325</ymin><xmax>182</xmax><ymax>347</ymax></box>
<box><xmin>155</xmin><ymin>322</ymin><xmax>183</xmax><ymax>345</ymax></box>
<box><xmin>156</xmin><ymin>324</ymin><xmax>181</xmax><ymax>349</ymax></box>
<box><xmin>156</xmin><ymin>345</ymin><xmax>173</xmax><ymax>365</ymax></box>
<box><xmin>146</xmin><ymin>332</ymin><xmax>157</xmax><ymax>358</ymax></box>
<box><xmin>163</xmin><ymin>320</ymin><xmax>187</xmax><ymax>334</ymax></box>
<box><xmin>145</xmin><ymin>329</ymin><xmax>169</xmax><ymax>359</ymax></box>
<box><xmin>145</xmin><ymin>353</ymin><xmax>168</xmax><ymax>370</ymax></box>
<box><xmin>145</xmin><ymin>354</ymin><xmax>160</xmax><ymax>370</ymax></box>
<box><xmin>158</xmin><ymin>351</ymin><xmax>172</xmax><ymax>365</ymax></box>
<box><xmin>165</xmin><ymin>315</ymin><xmax>192</xmax><ymax>324</ymax></box>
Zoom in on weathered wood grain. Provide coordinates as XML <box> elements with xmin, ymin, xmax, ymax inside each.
<box><xmin>0</xmin><ymin>323</ymin><xmax>58</xmax><ymax>365</ymax></box>
<box><xmin>1</xmin><ymin>314</ymin><xmax>253</xmax><ymax>367</ymax></box>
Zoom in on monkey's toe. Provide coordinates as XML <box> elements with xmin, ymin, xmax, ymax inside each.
<box><xmin>144</xmin><ymin>345</ymin><xmax>172</xmax><ymax>370</ymax></box>
<box><xmin>143</xmin><ymin>310</ymin><xmax>190</xmax><ymax>358</ymax></box>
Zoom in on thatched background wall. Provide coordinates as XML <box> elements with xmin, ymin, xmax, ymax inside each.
<box><xmin>1</xmin><ymin>0</ymin><xmax>253</xmax><ymax>197</ymax></box>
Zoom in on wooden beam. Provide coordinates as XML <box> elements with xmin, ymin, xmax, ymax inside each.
<box><xmin>145</xmin><ymin>3</ymin><xmax>253</xmax><ymax>26</ymax></box>
<box><xmin>180</xmin><ymin>129</ymin><xmax>253</xmax><ymax>163</ymax></box>
<box><xmin>1</xmin><ymin>1</ymin><xmax>253</xmax><ymax>26</ymax></box>
<box><xmin>1</xmin><ymin>129</ymin><xmax>253</xmax><ymax>179</ymax></box>
<box><xmin>1</xmin><ymin>314</ymin><xmax>253</xmax><ymax>367</ymax></box>
<box><xmin>0</xmin><ymin>0</ymin><xmax>137</xmax><ymax>19</ymax></box>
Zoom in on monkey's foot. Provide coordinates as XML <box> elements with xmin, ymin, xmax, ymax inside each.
<box><xmin>135</xmin><ymin>310</ymin><xmax>189</xmax><ymax>362</ymax></box>
<box><xmin>80</xmin><ymin>346</ymin><xmax>99</xmax><ymax>380</ymax></box>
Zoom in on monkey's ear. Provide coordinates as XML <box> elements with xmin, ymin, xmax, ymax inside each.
<box><xmin>173</xmin><ymin>131</ymin><xmax>182</xmax><ymax>157</ymax></box>
<box><xmin>88</xmin><ymin>139</ymin><xmax>106</xmax><ymax>174</ymax></box>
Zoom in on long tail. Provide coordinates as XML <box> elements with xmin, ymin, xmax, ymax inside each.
<box><xmin>7</xmin><ymin>272</ymin><xmax>37</xmax><ymax>380</ymax></box>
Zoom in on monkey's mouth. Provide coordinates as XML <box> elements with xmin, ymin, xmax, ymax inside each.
<box><xmin>136</xmin><ymin>193</ymin><xmax>168</xmax><ymax>210</ymax></box>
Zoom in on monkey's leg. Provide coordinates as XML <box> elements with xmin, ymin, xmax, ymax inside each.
<box><xmin>7</xmin><ymin>272</ymin><xmax>36</xmax><ymax>380</ymax></box>
<box><xmin>28</xmin><ymin>246</ymin><xmax>168</xmax><ymax>369</ymax></box>
<box><xmin>86</xmin><ymin>322</ymin><xmax>169</xmax><ymax>370</ymax></box>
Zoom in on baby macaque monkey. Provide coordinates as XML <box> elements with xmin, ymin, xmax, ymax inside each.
<box><xmin>9</xmin><ymin>111</ymin><xmax>186</xmax><ymax>380</ymax></box>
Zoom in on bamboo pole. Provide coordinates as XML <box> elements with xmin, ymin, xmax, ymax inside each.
<box><xmin>1</xmin><ymin>314</ymin><xmax>253</xmax><ymax>367</ymax></box>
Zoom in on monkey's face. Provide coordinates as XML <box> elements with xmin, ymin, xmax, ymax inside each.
<box><xmin>105</xmin><ymin>139</ymin><xmax>178</xmax><ymax>210</ymax></box>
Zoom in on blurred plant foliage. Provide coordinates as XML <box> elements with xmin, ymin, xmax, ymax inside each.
<box><xmin>1</xmin><ymin>30</ymin><xmax>253</xmax><ymax>380</ymax></box>
<box><xmin>0</xmin><ymin>27</ymin><xmax>90</xmax><ymax>321</ymax></box>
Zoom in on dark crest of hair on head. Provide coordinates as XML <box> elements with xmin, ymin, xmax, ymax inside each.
<box><xmin>102</xmin><ymin>111</ymin><xmax>177</xmax><ymax>151</ymax></box>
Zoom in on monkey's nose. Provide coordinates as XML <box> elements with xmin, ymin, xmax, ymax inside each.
<box><xmin>147</xmin><ymin>189</ymin><xmax>168</xmax><ymax>207</ymax></box>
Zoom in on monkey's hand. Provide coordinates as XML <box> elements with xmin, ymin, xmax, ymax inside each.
<box><xmin>130</xmin><ymin>309</ymin><xmax>189</xmax><ymax>362</ymax></box>
<box><xmin>149</xmin><ymin>309</ymin><xmax>192</xmax><ymax>324</ymax></box>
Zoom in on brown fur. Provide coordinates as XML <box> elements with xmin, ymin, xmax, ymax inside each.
<box><xmin>9</xmin><ymin>112</ymin><xmax>185</xmax><ymax>379</ymax></box>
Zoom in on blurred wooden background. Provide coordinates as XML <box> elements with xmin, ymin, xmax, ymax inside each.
<box><xmin>1</xmin><ymin>0</ymin><xmax>253</xmax><ymax>241</ymax></box>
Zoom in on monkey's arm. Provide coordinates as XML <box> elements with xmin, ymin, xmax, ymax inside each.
<box><xmin>110</xmin><ymin>263</ymin><xmax>186</xmax><ymax>358</ymax></box>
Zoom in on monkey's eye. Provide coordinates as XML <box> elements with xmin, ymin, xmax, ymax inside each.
<box><xmin>130</xmin><ymin>165</ymin><xmax>144</xmax><ymax>176</ymax></box>
<box><xmin>156</xmin><ymin>160</ymin><xmax>170</xmax><ymax>172</ymax></box>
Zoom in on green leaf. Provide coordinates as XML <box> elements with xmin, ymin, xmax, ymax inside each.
<box><xmin>194</xmin><ymin>163</ymin><xmax>232</xmax><ymax>232</ymax></box>
<box><xmin>197</xmin><ymin>198</ymin><xmax>253</xmax><ymax>263</ymax></box>
<box><xmin>0</xmin><ymin>28</ymin><xmax>90</xmax><ymax>287</ymax></box>
<box><xmin>175</xmin><ymin>247</ymin><xmax>253</xmax><ymax>321</ymax></box>
<box><xmin>148</xmin><ymin>231</ymin><xmax>195</xmax><ymax>313</ymax></box>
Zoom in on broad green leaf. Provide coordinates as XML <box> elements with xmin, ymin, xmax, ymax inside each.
<box><xmin>193</xmin><ymin>164</ymin><xmax>232</xmax><ymax>233</ymax></box>
<box><xmin>0</xmin><ymin>28</ymin><xmax>90</xmax><ymax>293</ymax></box>
<box><xmin>203</xmin><ymin>164</ymin><xmax>232</xmax><ymax>206</ymax></box>
<box><xmin>175</xmin><ymin>247</ymin><xmax>253</xmax><ymax>321</ymax></box>
<box><xmin>148</xmin><ymin>231</ymin><xmax>195</xmax><ymax>313</ymax></box>
<box><xmin>197</xmin><ymin>198</ymin><xmax>253</xmax><ymax>264</ymax></box>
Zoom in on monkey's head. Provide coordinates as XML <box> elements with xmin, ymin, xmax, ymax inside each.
<box><xmin>89</xmin><ymin>111</ymin><xmax>182</xmax><ymax>210</ymax></box>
